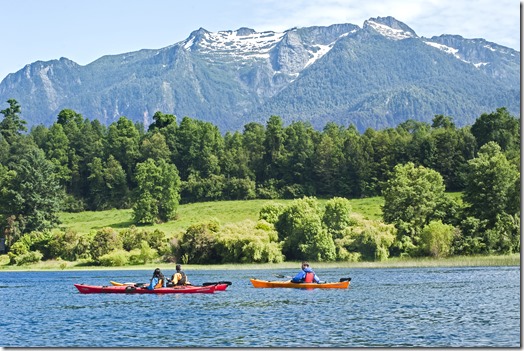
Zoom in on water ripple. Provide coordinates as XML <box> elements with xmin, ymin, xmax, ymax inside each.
<box><xmin>0</xmin><ymin>266</ymin><xmax>520</xmax><ymax>347</ymax></box>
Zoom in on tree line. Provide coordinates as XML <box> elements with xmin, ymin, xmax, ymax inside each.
<box><xmin>0</xmin><ymin>98</ymin><xmax>520</xmax><ymax>263</ymax></box>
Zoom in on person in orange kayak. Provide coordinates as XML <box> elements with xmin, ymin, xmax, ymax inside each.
<box><xmin>291</xmin><ymin>261</ymin><xmax>320</xmax><ymax>283</ymax></box>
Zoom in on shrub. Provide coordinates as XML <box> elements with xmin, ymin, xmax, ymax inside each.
<box><xmin>256</xmin><ymin>180</ymin><xmax>281</xmax><ymax>199</ymax></box>
<box><xmin>178</xmin><ymin>221</ymin><xmax>219</xmax><ymax>264</ymax></box>
<box><xmin>26</xmin><ymin>231</ymin><xmax>54</xmax><ymax>260</ymax></box>
<box><xmin>90</xmin><ymin>227</ymin><xmax>123</xmax><ymax>261</ymax></box>
<box><xmin>334</xmin><ymin>219</ymin><xmax>396</xmax><ymax>261</ymax></box>
<box><xmin>214</xmin><ymin>220</ymin><xmax>284</xmax><ymax>263</ymax></box>
<box><xmin>98</xmin><ymin>249</ymin><xmax>131</xmax><ymax>266</ymax></box>
<box><xmin>13</xmin><ymin>250</ymin><xmax>43</xmax><ymax>265</ymax></box>
<box><xmin>224</xmin><ymin>177</ymin><xmax>256</xmax><ymax>200</ymax></box>
<box><xmin>128</xmin><ymin>248</ymin><xmax>143</xmax><ymax>265</ymax></box>
<box><xmin>146</xmin><ymin>229</ymin><xmax>170</xmax><ymax>256</ymax></box>
<box><xmin>48</xmin><ymin>229</ymin><xmax>91</xmax><ymax>261</ymax></box>
<box><xmin>419</xmin><ymin>220</ymin><xmax>455</xmax><ymax>258</ymax></box>
<box><xmin>323</xmin><ymin>197</ymin><xmax>355</xmax><ymax>239</ymax></box>
<box><xmin>275</xmin><ymin>197</ymin><xmax>336</xmax><ymax>261</ymax></box>
<box><xmin>7</xmin><ymin>231</ymin><xmax>55</xmax><ymax>263</ymax></box>
<box><xmin>259</xmin><ymin>202</ymin><xmax>285</xmax><ymax>224</ymax></box>
<box><xmin>138</xmin><ymin>240</ymin><xmax>158</xmax><ymax>264</ymax></box>
<box><xmin>120</xmin><ymin>226</ymin><xmax>147</xmax><ymax>251</ymax></box>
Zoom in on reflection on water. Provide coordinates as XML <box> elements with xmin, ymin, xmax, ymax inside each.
<box><xmin>0</xmin><ymin>266</ymin><xmax>520</xmax><ymax>347</ymax></box>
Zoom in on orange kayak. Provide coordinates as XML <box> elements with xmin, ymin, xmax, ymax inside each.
<box><xmin>250</xmin><ymin>278</ymin><xmax>350</xmax><ymax>289</ymax></box>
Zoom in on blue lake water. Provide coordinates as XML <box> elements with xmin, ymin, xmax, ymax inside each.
<box><xmin>0</xmin><ymin>265</ymin><xmax>520</xmax><ymax>347</ymax></box>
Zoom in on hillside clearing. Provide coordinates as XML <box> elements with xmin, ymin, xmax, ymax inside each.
<box><xmin>58</xmin><ymin>197</ymin><xmax>385</xmax><ymax>236</ymax></box>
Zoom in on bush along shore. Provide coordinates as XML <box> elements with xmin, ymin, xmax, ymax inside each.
<box><xmin>0</xmin><ymin>196</ymin><xmax>520</xmax><ymax>271</ymax></box>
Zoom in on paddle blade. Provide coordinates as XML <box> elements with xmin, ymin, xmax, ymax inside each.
<box><xmin>202</xmin><ymin>281</ymin><xmax>232</xmax><ymax>286</ymax></box>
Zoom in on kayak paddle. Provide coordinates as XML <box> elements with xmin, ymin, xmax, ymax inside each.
<box><xmin>274</xmin><ymin>274</ymin><xmax>293</xmax><ymax>279</ymax></box>
<box><xmin>202</xmin><ymin>281</ymin><xmax>232</xmax><ymax>286</ymax></box>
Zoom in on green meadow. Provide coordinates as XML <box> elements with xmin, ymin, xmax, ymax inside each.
<box><xmin>3</xmin><ymin>193</ymin><xmax>518</xmax><ymax>270</ymax></box>
<box><xmin>58</xmin><ymin>197</ymin><xmax>385</xmax><ymax>237</ymax></box>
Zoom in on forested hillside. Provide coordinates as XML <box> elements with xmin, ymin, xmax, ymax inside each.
<box><xmin>0</xmin><ymin>99</ymin><xmax>520</xmax><ymax>266</ymax></box>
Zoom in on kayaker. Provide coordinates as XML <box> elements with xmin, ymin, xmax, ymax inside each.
<box><xmin>170</xmin><ymin>264</ymin><xmax>190</xmax><ymax>286</ymax></box>
<box><xmin>291</xmin><ymin>261</ymin><xmax>320</xmax><ymax>283</ymax></box>
<box><xmin>148</xmin><ymin>268</ymin><xmax>167</xmax><ymax>290</ymax></box>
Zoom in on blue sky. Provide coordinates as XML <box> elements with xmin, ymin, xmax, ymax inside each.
<box><xmin>0</xmin><ymin>0</ymin><xmax>520</xmax><ymax>81</ymax></box>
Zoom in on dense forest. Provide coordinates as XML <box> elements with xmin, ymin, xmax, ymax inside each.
<box><xmin>0</xmin><ymin>98</ymin><xmax>520</xmax><ymax>266</ymax></box>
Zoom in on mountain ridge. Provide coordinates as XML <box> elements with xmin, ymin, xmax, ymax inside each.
<box><xmin>0</xmin><ymin>16</ymin><xmax>519</xmax><ymax>131</ymax></box>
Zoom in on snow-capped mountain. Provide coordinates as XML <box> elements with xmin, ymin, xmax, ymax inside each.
<box><xmin>0</xmin><ymin>16</ymin><xmax>519</xmax><ymax>131</ymax></box>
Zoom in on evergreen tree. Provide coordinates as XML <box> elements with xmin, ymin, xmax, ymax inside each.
<box><xmin>0</xmin><ymin>99</ymin><xmax>27</xmax><ymax>143</ymax></box>
<box><xmin>262</xmin><ymin>115</ymin><xmax>285</xmax><ymax>182</ymax></box>
<box><xmin>281</xmin><ymin>121</ymin><xmax>316</xmax><ymax>196</ymax></box>
<box><xmin>5</xmin><ymin>147</ymin><xmax>63</xmax><ymax>234</ymax></box>
<box><xmin>139</xmin><ymin>132</ymin><xmax>171</xmax><ymax>163</ymax></box>
<box><xmin>175</xmin><ymin>117</ymin><xmax>223</xmax><ymax>180</ymax></box>
<box><xmin>133</xmin><ymin>159</ymin><xmax>180</xmax><ymax>224</ymax></box>
<box><xmin>463</xmin><ymin>142</ymin><xmax>520</xmax><ymax>225</ymax></box>
<box><xmin>382</xmin><ymin>162</ymin><xmax>446</xmax><ymax>256</ymax></box>
<box><xmin>470</xmin><ymin>107</ymin><xmax>519</xmax><ymax>152</ymax></box>
<box><xmin>44</xmin><ymin>123</ymin><xmax>71</xmax><ymax>187</ymax></box>
<box><xmin>106</xmin><ymin>116</ymin><xmax>140</xmax><ymax>185</ymax></box>
<box><xmin>242</xmin><ymin>122</ymin><xmax>265</xmax><ymax>182</ymax></box>
<box><xmin>222</xmin><ymin>131</ymin><xmax>252</xmax><ymax>180</ymax></box>
<box><xmin>148</xmin><ymin>111</ymin><xmax>176</xmax><ymax>132</ymax></box>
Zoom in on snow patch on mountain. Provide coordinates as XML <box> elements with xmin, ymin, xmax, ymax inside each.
<box><xmin>424</xmin><ymin>41</ymin><xmax>460</xmax><ymax>57</ymax></box>
<box><xmin>303</xmin><ymin>30</ymin><xmax>357</xmax><ymax>69</ymax></box>
<box><xmin>185</xmin><ymin>28</ymin><xmax>285</xmax><ymax>59</ymax></box>
<box><xmin>424</xmin><ymin>40</ymin><xmax>491</xmax><ymax>68</ymax></box>
<box><xmin>366</xmin><ymin>20</ymin><xmax>417</xmax><ymax>40</ymax></box>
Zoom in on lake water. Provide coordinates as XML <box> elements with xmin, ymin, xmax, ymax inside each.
<box><xmin>0</xmin><ymin>265</ymin><xmax>520</xmax><ymax>347</ymax></box>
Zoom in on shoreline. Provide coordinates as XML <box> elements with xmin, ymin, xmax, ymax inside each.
<box><xmin>0</xmin><ymin>253</ymin><xmax>519</xmax><ymax>272</ymax></box>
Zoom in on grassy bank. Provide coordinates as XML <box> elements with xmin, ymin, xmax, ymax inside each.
<box><xmin>0</xmin><ymin>253</ymin><xmax>519</xmax><ymax>272</ymax></box>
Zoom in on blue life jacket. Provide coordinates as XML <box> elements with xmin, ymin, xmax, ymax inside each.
<box><xmin>148</xmin><ymin>277</ymin><xmax>166</xmax><ymax>290</ymax></box>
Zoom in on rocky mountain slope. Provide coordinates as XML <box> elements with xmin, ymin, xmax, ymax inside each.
<box><xmin>0</xmin><ymin>16</ymin><xmax>519</xmax><ymax>131</ymax></box>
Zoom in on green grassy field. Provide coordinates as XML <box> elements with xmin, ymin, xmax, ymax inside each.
<box><xmin>7</xmin><ymin>193</ymin><xmax>520</xmax><ymax>270</ymax></box>
<box><xmin>3</xmin><ymin>193</ymin><xmax>518</xmax><ymax>271</ymax></box>
<box><xmin>58</xmin><ymin>197</ymin><xmax>386</xmax><ymax>236</ymax></box>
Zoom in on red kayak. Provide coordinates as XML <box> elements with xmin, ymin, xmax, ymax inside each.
<box><xmin>74</xmin><ymin>283</ymin><xmax>216</xmax><ymax>294</ymax></box>
<box><xmin>109</xmin><ymin>281</ymin><xmax>230</xmax><ymax>291</ymax></box>
<box><xmin>201</xmin><ymin>283</ymin><xmax>229</xmax><ymax>291</ymax></box>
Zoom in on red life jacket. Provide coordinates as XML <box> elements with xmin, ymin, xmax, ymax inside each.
<box><xmin>304</xmin><ymin>272</ymin><xmax>314</xmax><ymax>283</ymax></box>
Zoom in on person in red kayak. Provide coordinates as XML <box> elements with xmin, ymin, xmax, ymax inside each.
<box><xmin>291</xmin><ymin>261</ymin><xmax>321</xmax><ymax>283</ymax></box>
<box><xmin>169</xmin><ymin>264</ymin><xmax>191</xmax><ymax>286</ymax></box>
<box><xmin>148</xmin><ymin>268</ymin><xmax>167</xmax><ymax>290</ymax></box>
